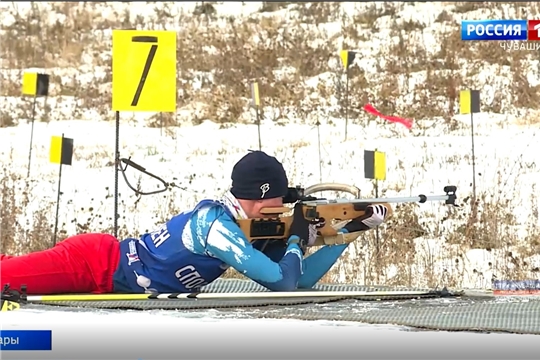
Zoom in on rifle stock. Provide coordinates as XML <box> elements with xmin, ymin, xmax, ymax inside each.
<box><xmin>238</xmin><ymin>201</ymin><xmax>392</xmax><ymax>245</ymax></box>
<box><xmin>237</xmin><ymin>185</ymin><xmax>457</xmax><ymax>246</ymax></box>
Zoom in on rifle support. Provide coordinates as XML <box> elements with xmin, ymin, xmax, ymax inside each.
<box><xmin>117</xmin><ymin>157</ymin><xmax>188</xmax><ymax>195</ymax></box>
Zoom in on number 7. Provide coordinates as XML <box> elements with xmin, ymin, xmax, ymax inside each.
<box><xmin>131</xmin><ymin>36</ymin><xmax>158</xmax><ymax>107</ymax></box>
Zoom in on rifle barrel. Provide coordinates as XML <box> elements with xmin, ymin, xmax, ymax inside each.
<box><xmin>302</xmin><ymin>194</ymin><xmax>453</xmax><ymax>206</ymax></box>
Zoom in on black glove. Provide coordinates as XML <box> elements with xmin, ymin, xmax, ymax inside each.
<box><xmin>343</xmin><ymin>204</ymin><xmax>389</xmax><ymax>233</ymax></box>
<box><xmin>287</xmin><ymin>202</ymin><xmax>311</xmax><ymax>254</ymax></box>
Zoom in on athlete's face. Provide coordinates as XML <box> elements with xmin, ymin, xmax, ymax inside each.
<box><xmin>246</xmin><ymin>197</ymin><xmax>284</xmax><ymax>218</ymax></box>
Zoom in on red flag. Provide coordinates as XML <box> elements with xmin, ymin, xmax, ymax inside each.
<box><xmin>363</xmin><ymin>104</ymin><xmax>413</xmax><ymax>129</ymax></box>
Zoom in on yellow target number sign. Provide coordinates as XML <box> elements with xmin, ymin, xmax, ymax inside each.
<box><xmin>112</xmin><ymin>30</ymin><xmax>177</xmax><ymax>112</ymax></box>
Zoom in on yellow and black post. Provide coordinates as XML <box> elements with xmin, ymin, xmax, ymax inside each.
<box><xmin>364</xmin><ymin>149</ymin><xmax>387</xmax><ymax>280</ymax></box>
<box><xmin>340</xmin><ymin>50</ymin><xmax>356</xmax><ymax>141</ymax></box>
<box><xmin>460</xmin><ymin>89</ymin><xmax>480</xmax><ymax>202</ymax></box>
<box><xmin>364</xmin><ymin>148</ymin><xmax>387</xmax><ymax>198</ymax></box>
<box><xmin>50</xmin><ymin>134</ymin><xmax>74</xmax><ymax>246</ymax></box>
<box><xmin>250</xmin><ymin>81</ymin><xmax>262</xmax><ymax>150</ymax></box>
<box><xmin>22</xmin><ymin>72</ymin><xmax>50</xmax><ymax>178</ymax></box>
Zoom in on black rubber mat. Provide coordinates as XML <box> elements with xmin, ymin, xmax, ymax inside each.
<box><xmin>27</xmin><ymin>279</ymin><xmax>540</xmax><ymax>334</ymax></box>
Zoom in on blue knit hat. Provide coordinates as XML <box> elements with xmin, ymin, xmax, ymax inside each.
<box><xmin>230</xmin><ymin>151</ymin><xmax>289</xmax><ymax>200</ymax></box>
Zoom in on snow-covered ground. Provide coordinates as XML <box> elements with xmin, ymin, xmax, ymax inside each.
<box><xmin>1</xmin><ymin>115</ymin><xmax>538</xmax><ymax>290</ymax></box>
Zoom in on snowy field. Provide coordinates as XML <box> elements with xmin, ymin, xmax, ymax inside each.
<box><xmin>2</xmin><ymin>115</ymin><xmax>539</xmax><ymax>289</ymax></box>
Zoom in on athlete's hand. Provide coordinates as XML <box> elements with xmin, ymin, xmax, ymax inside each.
<box><xmin>343</xmin><ymin>204</ymin><xmax>388</xmax><ymax>233</ymax></box>
<box><xmin>287</xmin><ymin>203</ymin><xmax>312</xmax><ymax>253</ymax></box>
<box><xmin>307</xmin><ymin>218</ymin><xmax>325</xmax><ymax>246</ymax></box>
<box><xmin>287</xmin><ymin>203</ymin><xmax>317</xmax><ymax>254</ymax></box>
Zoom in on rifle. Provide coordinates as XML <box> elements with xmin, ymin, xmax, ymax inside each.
<box><xmin>117</xmin><ymin>157</ymin><xmax>458</xmax><ymax>246</ymax></box>
<box><xmin>237</xmin><ymin>184</ymin><xmax>457</xmax><ymax>246</ymax></box>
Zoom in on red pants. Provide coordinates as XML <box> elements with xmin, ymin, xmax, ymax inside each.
<box><xmin>0</xmin><ymin>233</ymin><xmax>120</xmax><ymax>295</ymax></box>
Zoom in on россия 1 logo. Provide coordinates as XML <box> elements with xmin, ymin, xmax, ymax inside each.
<box><xmin>461</xmin><ymin>19</ymin><xmax>540</xmax><ymax>41</ymax></box>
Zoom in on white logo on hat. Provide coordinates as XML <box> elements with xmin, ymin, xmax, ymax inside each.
<box><xmin>260</xmin><ymin>183</ymin><xmax>270</xmax><ymax>198</ymax></box>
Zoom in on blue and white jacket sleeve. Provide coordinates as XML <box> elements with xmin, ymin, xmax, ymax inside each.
<box><xmin>190</xmin><ymin>205</ymin><xmax>304</xmax><ymax>291</ymax></box>
<box><xmin>253</xmin><ymin>229</ymin><xmax>353</xmax><ymax>289</ymax></box>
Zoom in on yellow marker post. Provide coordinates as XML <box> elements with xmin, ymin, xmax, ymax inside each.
<box><xmin>111</xmin><ymin>30</ymin><xmax>177</xmax><ymax>238</ymax></box>
<box><xmin>364</xmin><ymin>148</ymin><xmax>386</xmax><ymax>281</ymax></box>
<box><xmin>50</xmin><ymin>135</ymin><xmax>74</xmax><ymax>166</ymax></box>
<box><xmin>459</xmin><ymin>89</ymin><xmax>480</xmax><ymax>201</ymax></box>
<box><xmin>22</xmin><ymin>72</ymin><xmax>49</xmax><ymax>97</ymax></box>
<box><xmin>339</xmin><ymin>50</ymin><xmax>356</xmax><ymax>141</ymax></box>
<box><xmin>459</xmin><ymin>90</ymin><xmax>480</xmax><ymax>115</ymax></box>
<box><xmin>22</xmin><ymin>71</ymin><xmax>50</xmax><ymax>178</ymax></box>
<box><xmin>250</xmin><ymin>82</ymin><xmax>262</xmax><ymax>150</ymax></box>
<box><xmin>50</xmin><ymin>134</ymin><xmax>74</xmax><ymax>246</ymax></box>
<box><xmin>339</xmin><ymin>50</ymin><xmax>356</xmax><ymax>71</ymax></box>
<box><xmin>250</xmin><ymin>82</ymin><xmax>260</xmax><ymax>108</ymax></box>
<box><xmin>364</xmin><ymin>149</ymin><xmax>386</xmax><ymax>181</ymax></box>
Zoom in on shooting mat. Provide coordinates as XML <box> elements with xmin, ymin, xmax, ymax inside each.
<box><xmin>30</xmin><ymin>279</ymin><xmax>540</xmax><ymax>335</ymax></box>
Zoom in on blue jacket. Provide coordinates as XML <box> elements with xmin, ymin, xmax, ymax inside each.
<box><xmin>113</xmin><ymin>199</ymin><xmax>349</xmax><ymax>293</ymax></box>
